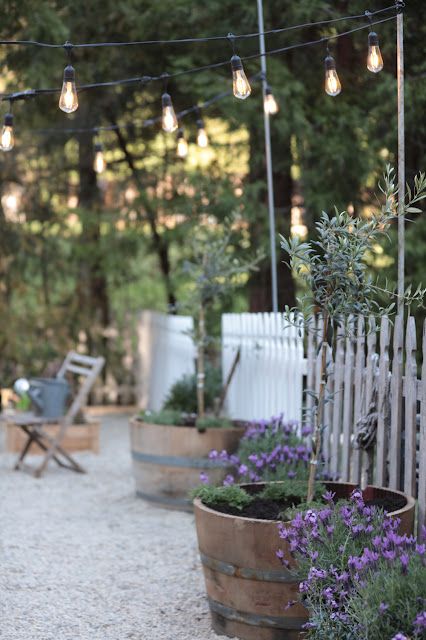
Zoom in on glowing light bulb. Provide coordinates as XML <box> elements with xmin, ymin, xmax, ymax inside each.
<box><xmin>94</xmin><ymin>143</ymin><xmax>106</xmax><ymax>174</ymax></box>
<box><xmin>162</xmin><ymin>93</ymin><xmax>178</xmax><ymax>133</ymax></box>
<box><xmin>176</xmin><ymin>129</ymin><xmax>188</xmax><ymax>158</ymax></box>
<box><xmin>196</xmin><ymin>119</ymin><xmax>209</xmax><ymax>148</ymax></box>
<box><xmin>1</xmin><ymin>113</ymin><xmax>14</xmax><ymax>151</ymax></box>
<box><xmin>231</xmin><ymin>55</ymin><xmax>251</xmax><ymax>100</ymax></box>
<box><xmin>367</xmin><ymin>32</ymin><xmax>384</xmax><ymax>73</ymax></box>
<box><xmin>324</xmin><ymin>55</ymin><xmax>341</xmax><ymax>97</ymax></box>
<box><xmin>59</xmin><ymin>65</ymin><xmax>78</xmax><ymax>113</ymax></box>
<box><xmin>264</xmin><ymin>86</ymin><xmax>279</xmax><ymax>115</ymax></box>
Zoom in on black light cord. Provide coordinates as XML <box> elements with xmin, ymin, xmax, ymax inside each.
<box><xmin>19</xmin><ymin>78</ymin><xmax>261</xmax><ymax>138</ymax></box>
<box><xmin>0</xmin><ymin>14</ymin><xmax>397</xmax><ymax>104</ymax></box>
<box><xmin>0</xmin><ymin>4</ymin><xmax>400</xmax><ymax>49</ymax></box>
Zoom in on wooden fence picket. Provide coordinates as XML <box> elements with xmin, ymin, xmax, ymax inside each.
<box><xmin>330</xmin><ymin>322</ymin><xmax>344</xmax><ymax>477</ymax></box>
<box><xmin>404</xmin><ymin>316</ymin><xmax>418</xmax><ymax>497</ymax></box>
<box><xmin>418</xmin><ymin>320</ymin><xmax>426</xmax><ymax>537</ymax></box>
<box><xmin>360</xmin><ymin>316</ymin><xmax>377</xmax><ymax>487</ymax></box>
<box><xmin>351</xmin><ymin>316</ymin><xmax>365</xmax><ymax>483</ymax></box>
<box><xmin>341</xmin><ymin>317</ymin><xmax>354</xmax><ymax>482</ymax></box>
<box><xmin>389</xmin><ymin>314</ymin><xmax>404</xmax><ymax>490</ymax></box>
<box><xmin>375</xmin><ymin>316</ymin><xmax>390</xmax><ymax>486</ymax></box>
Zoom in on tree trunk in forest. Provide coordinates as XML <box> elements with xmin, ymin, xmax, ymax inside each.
<box><xmin>247</xmin><ymin>123</ymin><xmax>296</xmax><ymax>312</ymax></box>
<box><xmin>110</xmin><ymin>119</ymin><xmax>177</xmax><ymax>310</ymax></box>
<box><xmin>77</xmin><ymin>109</ymin><xmax>110</xmax><ymax>371</ymax></box>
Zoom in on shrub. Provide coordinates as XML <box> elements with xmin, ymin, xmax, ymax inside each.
<box><xmin>162</xmin><ymin>365</ymin><xmax>222</xmax><ymax>414</ymax></box>
<box><xmin>191</xmin><ymin>484</ymin><xmax>253</xmax><ymax>511</ymax></box>
<box><xmin>195</xmin><ymin>416</ymin><xmax>233</xmax><ymax>431</ymax></box>
<box><xmin>347</xmin><ymin>536</ymin><xmax>426</xmax><ymax>639</ymax></box>
<box><xmin>208</xmin><ymin>416</ymin><xmax>312</xmax><ymax>484</ymax></box>
<box><xmin>278</xmin><ymin>489</ymin><xmax>426</xmax><ymax>640</ymax></box>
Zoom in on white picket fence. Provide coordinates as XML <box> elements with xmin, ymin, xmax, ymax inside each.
<box><xmin>305</xmin><ymin>314</ymin><xmax>426</xmax><ymax>536</ymax></box>
<box><xmin>221</xmin><ymin>312</ymin><xmax>305</xmax><ymax>422</ymax></box>
<box><xmin>135</xmin><ymin>311</ymin><xmax>195</xmax><ymax>411</ymax></box>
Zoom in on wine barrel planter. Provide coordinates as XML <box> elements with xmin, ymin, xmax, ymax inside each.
<box><xmin>194</xmin><ymin>481</ymin><xmax>415</xmax><ymax>640</ymax></box>
<box><xmin>129</xmin><ymin>417</ymin><xmax>245</xmax><ymax>511</ymax></box>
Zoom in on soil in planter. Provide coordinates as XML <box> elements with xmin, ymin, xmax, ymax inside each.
<box><xmin>211</xmin><ymin>497</ymin><xmax>299</xmax><ymax>520</ymax></box>
<box><xmin>210</xmin><ymin>493</ymin><xmax>407</xmax><ymax>521</ymax></box>
<box><xmin>365</xmin><ymin>494</ymin><xmax>406</xmax><ymax>513</ymax></box>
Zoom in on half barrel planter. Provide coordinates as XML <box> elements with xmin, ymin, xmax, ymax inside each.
<box><xmin>130</xmin><ymin>417</ymin><xmax>245</xmax><ymax>511</ymax></box>
<box><xmin>194</xmin><ymin>481</ymin><xmax>415</xmax><ymax>640</ymax></box>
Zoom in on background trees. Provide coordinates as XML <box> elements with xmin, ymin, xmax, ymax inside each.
<box><xmin>0</xmin><ymin>0</ymin><xmax>424</xmax><ymax>386</ymax></box>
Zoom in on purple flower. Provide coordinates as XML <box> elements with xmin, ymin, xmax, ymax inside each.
<box><xmin>399</xmin><ymin>553</ymin><xmax>409</xmax><ymax>574</ymax></box>
<box><xmin>238</xmin><ymin>464</ymin><xmax>249</xmax><ymax>476</ymax></box>
<box><xmin>199</xmin><ymin>471</ymin><xmax>209</xmax><ymax>484</ymax></box>
<box><xmin>413</xmin><ymin>611</ymin><xmax>426</xmax><ymax>634</ymax></box>
<box><xmin>391</xmin><ymin>634</ymin><xmax>408</xmax><ymax>640</ymax></box>
<box><xmin>223</xmin><ymin>474</ymin><xmax>235</xmax><ymax>486</ymax></box>
<box><xmin>304</xmin><ymin>510</ymin><xmax>318</xmax><ymax>524</ymax></box>
<box><xmin>379</xmin><ymin>602</ymin><xmax>389</xmax><ymax>614</ymax></box>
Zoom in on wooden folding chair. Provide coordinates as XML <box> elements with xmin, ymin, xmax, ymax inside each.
<box><xmin>12</xmin><ymin>352</ymin><xmax>105</xmax><ymax>478</ymax></box>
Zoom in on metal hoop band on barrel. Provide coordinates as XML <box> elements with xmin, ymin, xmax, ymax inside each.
<box><xmin>200</xmin><ymin>552</ymin><xmax>299</xmax><ymax>583</ymax></box>
<box><xmin>208</xmin><ymin>598</ymin><xmax>307</xmax><ymax>631</ymax></box>
<box><xmin>131</xmin><ymin>450</ymin><xmax>227</xmax><ymax>469</ymax></box>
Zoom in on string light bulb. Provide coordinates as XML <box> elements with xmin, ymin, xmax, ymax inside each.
<box><xmin>367</xmin><ymin>32</ymin><xmax>384</xmax><ymax>73</ymax></box>
<box><xmin>1</xmin><ymin>113</ymin><xmax>14</xmax><ymax>151</ymax></box>
<box><xmin>59</xmin><ymin>64</ymin><xmax>79</xmax><ymax>113</ymax></box>
<box><xmin>94</xmin><ymin>142</ymin><xmax>106</xmax><ymax>174</ymax></box>
<box><xmin>230</xmin><ymin>55</ymin><xmax>251</xmax><ymax>100</ymax></box>
<box><xmin>196</xmin><ymin>119</ymin><xmax>209</xmax><ymax>148</ymax></box>
<box><xmin>176</xmin><ymin>129</ymin><xmax>188</xmax><ymax>158</ymax></box>
<box><xmin>264</xmin><ymin>85</ymin><xmax>279</xmax><ymax>115</ymax></box>
<box><xmin>324</xmin><ymin>54</ymin><xmax>341</xmax><ymax>97</ymax></box>
<box><xmin>161</xmin><ymin>92</ymin><xmax>178</xmax><ymax>132</ymax></box>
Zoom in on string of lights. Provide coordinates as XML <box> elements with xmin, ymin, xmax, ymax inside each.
<box><xmin>0</xmin><ymin>14</ymin><xmax>396</xmax><ymax>106</ymax></box>
<box><xmin>0</xmin><ymin>4</ymin><xmax>400</xmax><ymax>49</ymax></box>
<box><xmin>0</xmin><ymin>4</ymin><xmax>401</xmax><ymax>156</ymax></box>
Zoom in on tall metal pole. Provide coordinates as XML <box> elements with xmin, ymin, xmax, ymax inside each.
<box><xmin>397</xmin><ymin>4</ymin><xmax>405</xmax><ymax>316</ymax></box>
<box><xmin>257</xmin><ymin>0</ymin><xmax>278</xmax><ymax>313</ymax></box>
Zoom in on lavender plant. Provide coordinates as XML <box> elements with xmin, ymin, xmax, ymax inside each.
<box><xmin>278</xmin><ymin>489</ymin><xmax>426</xmax><ymax>639</ymax></box>
<box><xmin>207</xmin><ymin>416</ymin><xmax>312</xmax><ymax>485</ymax></box>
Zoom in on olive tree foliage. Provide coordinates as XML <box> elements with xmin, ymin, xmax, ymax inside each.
<box><xmin>182</xmin><ymin>219</ymin><xmax>262</xmax><ymax>417</ymax></box>
<box><xmin>281</xmin><ymin>166</ymin><xmax>426</xmax><ymax>502</ymax></box>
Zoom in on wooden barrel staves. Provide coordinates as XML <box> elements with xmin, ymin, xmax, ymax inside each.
<box><xmin>194</xmin><ymin>498</ymin><xmax>308</xmax><ymax>640</ymax></box>
<box><xmin>129</xmin><ymin>417</ymin><xmax>245</xmax><ymax>511</ymax></box>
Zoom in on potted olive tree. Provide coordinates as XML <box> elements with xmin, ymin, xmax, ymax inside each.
<box><xmin>192</xmin><ymin>167</ymin><xmax>424</xmax><ymax>639</ymax></box>
<box><xmin>131</xmin><ymin>219</ymin><xmax>261</xmax><ymax>510</ymax></box>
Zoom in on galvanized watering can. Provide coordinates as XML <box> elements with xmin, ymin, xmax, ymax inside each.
<box><xmin>27</xmin><ymin>377</ymin><xmax>70</xmax><ymax>419</ymax></box>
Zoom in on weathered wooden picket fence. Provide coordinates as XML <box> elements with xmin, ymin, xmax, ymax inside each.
<box><xmin>221</xmin><ymin>312</ymin><xmax>305</xmax><ymax>422</ymax></box>
<box><xmin>135</xmin><ymin>311</ymin><xmax>195</xmax><ymax>411</ymax></box>
<box><xmin>305</xmin><ymin>314</ymin><xmax>425</xmax><ymax>536</ymax></box>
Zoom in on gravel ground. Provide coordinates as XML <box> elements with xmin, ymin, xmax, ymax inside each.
<box><xmin>0</xmin><ymin>412</ymin><xmax>227</xmax><ymax>640</ymax></box>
